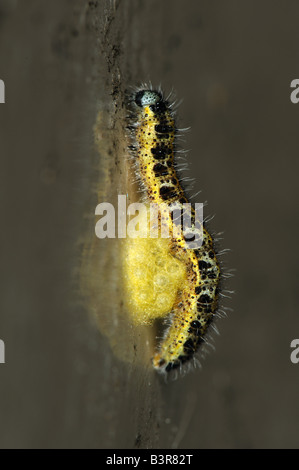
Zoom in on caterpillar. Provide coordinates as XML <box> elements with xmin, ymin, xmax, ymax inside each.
<box><xmin>126</xmin><ymin>87</ymin><xmax>221</xmax><ymax>374</ymax></box>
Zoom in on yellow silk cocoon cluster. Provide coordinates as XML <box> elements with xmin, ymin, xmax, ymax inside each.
<box><xmin>122</xmin><ymin>208</ymin><xmax>187</xmax><ymax>325</ymax></box>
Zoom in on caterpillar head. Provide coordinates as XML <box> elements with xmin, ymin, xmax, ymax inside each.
<box><xmin>134</xmin><ymin>89</ymin><xmax>167</xmax><ymax>114</ymax></box>
<box><xmin>134</xmin><ymin>90</ymin><xmax>162</xmax><ymax>107</ymax></box>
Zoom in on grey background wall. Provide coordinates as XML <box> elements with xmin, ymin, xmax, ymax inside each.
<box><xmin>0</xmin><ymin>0</ymin><xmax>299</xmax><ymax>448</ymax></box>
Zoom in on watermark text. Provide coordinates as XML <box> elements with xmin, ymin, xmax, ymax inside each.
<box><xmin>0</xmin><ymin>79</ymin><xmax>4</xmax><ymax>103</ymax></box>
<box><xmin>0</xmin><ymin>339</ymin><xmax>5</xmax><ymax>364</ymax></box>
<box><xmin>290</xmin><ymin>339</ymin><xmax>299</xmax><ymax>364</ymax></box>
<box><xmin>95</xmin><ymin>195</ymin><xmax>204</xmax><ymax>248</ymax></box>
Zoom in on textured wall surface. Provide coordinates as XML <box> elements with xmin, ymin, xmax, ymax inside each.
<box><xmin>0</xmin><ymin>0</ymin><xmax>299</xmax><ymax>449</ymax></box>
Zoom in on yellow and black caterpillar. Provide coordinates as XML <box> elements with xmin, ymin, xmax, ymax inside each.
<box><xmin>126</xmin><ymin>88</ymin><xmax>221</xmax><ymax>374</ymax></box>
